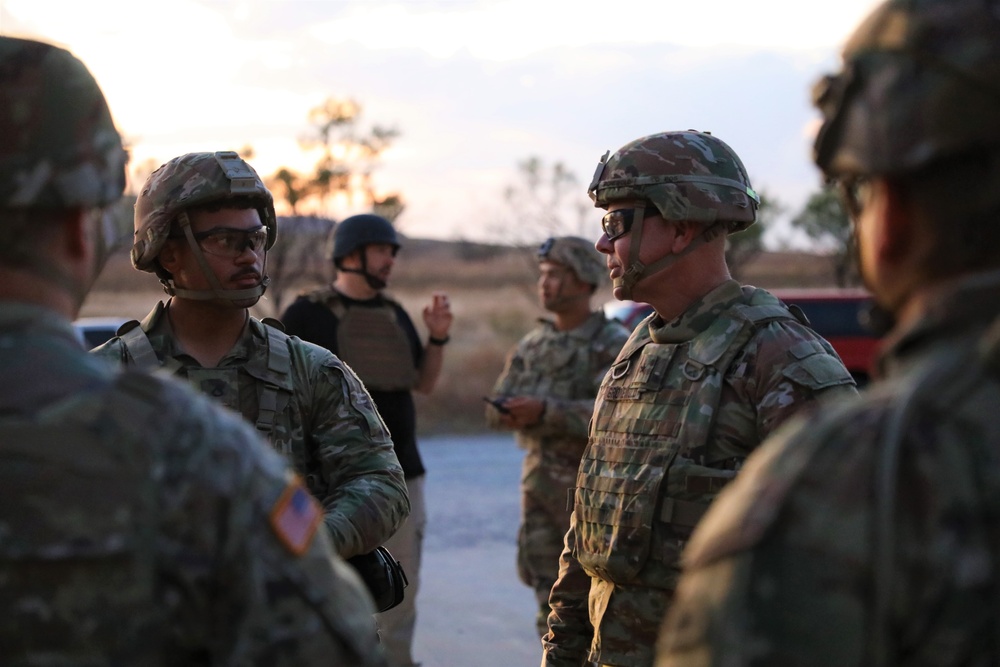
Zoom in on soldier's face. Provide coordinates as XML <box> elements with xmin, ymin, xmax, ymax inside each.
<box><xmin>538</xmin><ymin>260</ymin><xmax>590</xmax><ymax>312</ymax></box>
<box><xmin>596</xmin><ymin>200</ymin><xmax>675</xmax><ymax>301</ymax></box>
<box><xmin>161</xmin><ymin>207</ymin><xmax>265</xmax><ymax>296</ymax></box>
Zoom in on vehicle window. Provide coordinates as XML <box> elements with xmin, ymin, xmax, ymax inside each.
<box><xmin>792</xmin><ymin>299</ymin><xmax>871</xmax><ymax>337</ymax></box>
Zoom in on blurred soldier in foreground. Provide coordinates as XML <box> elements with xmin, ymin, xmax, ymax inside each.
<box><xmin>0</xmin><ymin>36</ymin><xmax>385</xmax><ymax>665</ymax></box>
<box><xmin>487</xmin><ymin>236</ymin><xmax>629</xmax><ymax>638</ymax></box>
<box><xmin>541</xmin><ymin>131</ymin><xmax>858</xmax><ymax>667</ymax></box>
<box><xmin>656</xmin><ymin>1</ymin><xmax>1000</xmax><ymax>665</ymax></box>
<box><xmin>281</xmin><ymin>213</ymin><xmax>453</xmax><ymax>667</ymax></box>
<box><xmin>92</xmin><ymin>152</ymin><xmax>409</xmax><ymax>567</ymax></box>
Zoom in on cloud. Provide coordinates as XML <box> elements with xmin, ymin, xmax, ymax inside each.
<box><xmin>1</xmin><ymin>0</ymin><xmax>881</xmax><ymax>244</ymax></box>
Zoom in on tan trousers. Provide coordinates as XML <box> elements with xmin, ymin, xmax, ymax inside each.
<box><xmin>375</xmin><ymin>474</ymin><xmax>426</xmax><ymax>667</ymax></box>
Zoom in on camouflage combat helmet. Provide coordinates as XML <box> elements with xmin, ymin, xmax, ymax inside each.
<box><xmin>813</xmin><ymin>0</ymin><xmax>1000</xmax><ymax>179</ymax></box>
<box><xmin>537</xmin><ymin>236</ymin><xmax>605</xmax><ymax>286</ymax></box>
<box><xmin>588</xmin><ymin>130</ymin><xmax>757</xmax><ymax>300</ymax></box>
<box><xmin>0</xmin><ymin>37</ymin><xmax>126</xmax><ymax>210</ymax></box>
<box><xmin>132</xmin><ymin>151</ymin><xmax>276</xmax><ymax>303</ymax></box>
<box><xmin>588</xmin><ymin>130</ymin><xmax>759</xmax><ymax>232</ymax></box>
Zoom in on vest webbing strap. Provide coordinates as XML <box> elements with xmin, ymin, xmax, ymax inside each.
<box><xmin>120</xmin><ymin>324</ymin><xmax>159</xmax><ymax>369</ymax></box>
<box><xmin>256</xmin><ymin>324</ymin><xmax>291</xmax><ymax>436</ymax></box>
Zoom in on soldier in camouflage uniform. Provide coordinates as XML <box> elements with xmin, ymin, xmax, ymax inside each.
<box><xmin>0</xmin><ymin>36</ymin><xmax>385</xmax><ymax>665</ymax></box>
<box><xmin>92</xmin><ymin>152</ymin><xmax>409</xmax><ymax>562</ymax></box>
<box><xmin>487</xmin><ymin>236</ymin><xmax>630</xmax><ymax>638</ymax></box>
<box><xmin>656</xmin><ymin>2</ymin><xmax>1000</xmax><ymax>666</ymax></box>
<box><xmin>540</xmin><ymin>131</ymin><xmax>859</xmax><ymax>667</ymax></box>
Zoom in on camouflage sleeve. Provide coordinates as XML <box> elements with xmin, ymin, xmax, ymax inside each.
<box><xmin>486</xmin><ymin>344</ymin><xmax>518</xmax><ymax>430</ymax></box>
<box><xmin>655</xmin><ymin>403</ymin><xmax>863</xmax><ymax>667</ymax></box>
<box><xmin>303</xmin><ymin>352</ymin><xmax>409</xmax><ymax>558</ymax></box>
<box><xmin>660</xmin><ymin>374</ymin><xmax>999</xmax><ymax>666</ymax></box>
<box><xmin>536</xmin><ymin>322</ymin><xmax>631</xmax><ymax>440</ymax></box>
<box><xmin>90</xmin><ymin>336</ymin><xmax>129</xmax><ymax>367</ymax></box>
<box><xmin>541</xmin><ymin>513</ymin><xmax>594</xmax><ymax>667</ymax></box>
<box><xmin>738</xmin><ymin>319</ymin><xmax>858</xmax><ymax>440</ymax></box>
<box><xmin>154</xmin><ymin>378</ymin><xmax>387</xmax><ymax>666</ymax></box>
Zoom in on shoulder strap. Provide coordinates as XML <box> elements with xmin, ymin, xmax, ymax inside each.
<box><xmin>119</xmin><ymin>322</ymin><xmax>160</xmax><ymax>370</ymax></box>
<box><xmin>255</xmin><ymin>321</ymin><xmax>293</xmax><ymax>438</ymax></box>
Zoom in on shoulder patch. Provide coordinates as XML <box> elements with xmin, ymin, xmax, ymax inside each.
<box><xmin>269</xmin><ymin>477</ymin><xmax>323</xmax><ymax>556</ymax></box>
<box><xmin>782</xmin><ymin>352</ymin><xmax>855</xmax><ymax>389</ymax></box>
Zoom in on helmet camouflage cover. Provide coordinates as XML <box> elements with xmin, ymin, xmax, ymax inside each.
<box><xmin>588</xmin><ymin>130</ymin><xmax>759</xmax><ymax>232</ymax></box>
<box><xmin>537</xmin><ymin>236</ymin><xmax>605</xmax><ymax>286</ymax></box>
<box><xmin>813</xmin><ymin>0</ymin><xmax>1000</xmax><ymax>178</ymax></box>
<box><xmin>0</xmin><ymin>37</ymin><xmax>126</xmax><ymax>210</ymax></box>
<box><xmin>132</xmin><ymin>151</ymin><xmax>276</xmax><ymax>273</ymax></box>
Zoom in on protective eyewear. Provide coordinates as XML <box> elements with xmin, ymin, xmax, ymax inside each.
<box><xmin>834</xmin><ymin>175</ymin><xmax>872</xmax><ymax>222</ymax></box>
<box><xmin>601</xmin><ymin>205</ymin><xmax>659</xmax><ymax>241</ymax></box>
<box><xmin>183</xmin><ymin>226</ymin><xmax>269</xmax><ymax>258</ymax></box>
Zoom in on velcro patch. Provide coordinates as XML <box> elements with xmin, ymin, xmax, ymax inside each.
<box><xmin>269</xmin><ymin>478</ymin><xmax>323</xmax><ymax>556</ymax></box>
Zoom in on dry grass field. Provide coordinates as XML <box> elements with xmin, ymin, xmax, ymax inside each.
<box><xmin>81</xmin><ymin>242</ymin><xmax>845</xmax><ymax>434</ymax></box>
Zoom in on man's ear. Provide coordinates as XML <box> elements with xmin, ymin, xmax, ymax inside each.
<box><xmin>670</xmin><ymin>219</ymin><xmax>702</xmax><ymax>253</ymax></box>
<box><xmin>157</xmin><ymin>239</ymin><xmax>181</xmax><ymax>274</ymax></box>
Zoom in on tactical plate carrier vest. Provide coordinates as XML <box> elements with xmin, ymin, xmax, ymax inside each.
<box><xmin>118</xmin><ymin>311</ymin><xmax>294</xmax><ymax>448</ymax></box>
<box><xmin>574</xmin><ymin>288</ymin><xmax>800</xmax><ymax>586</ymax></box>
<box><xmin>306</xmin><ymin>288</ymin><xmax>418</xmax><ymax>392</ymax></box>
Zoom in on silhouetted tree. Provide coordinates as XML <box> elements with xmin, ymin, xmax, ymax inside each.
<box><xmin>790</xmin><ymin>184</ymin><xmax>859</xmax><ymax>287</ymax></box>
<box><xmin>494</xmin><ymin>156</ymin><xmax>591</xmax><ymax>247</ymax></box>
<box><xmin>266</xmin><ymin>97</ymin><xmax>402</xmax><ymax>219</ymax></box>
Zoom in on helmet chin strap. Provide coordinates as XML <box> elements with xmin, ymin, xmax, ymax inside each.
<box><xmin>163</xmin><ymin>211</ymin><xmax>269</xmax><ymax>304</ymax></box>
<box><xmin>613</xmin><ymin>205</ymin><xmax>728</xmax><ymax>301</ymax></box>
<box><xmin>338</xmin><ymin>250</ymin><xmax>387</xmax><ymax>290</ymax></box>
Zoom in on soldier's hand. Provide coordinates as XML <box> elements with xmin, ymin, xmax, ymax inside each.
<box><xmin>500</xmin><ymin>396</ymin><xmax>546</xmax><ymax>429</ymax></box>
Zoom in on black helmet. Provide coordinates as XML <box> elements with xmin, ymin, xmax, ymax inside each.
<box><xmin>331</xmin><ymin>213</ymin><xmax>400</xmax><ymax>267</ymax></box>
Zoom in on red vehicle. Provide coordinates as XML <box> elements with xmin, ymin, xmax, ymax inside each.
<box><xmin>604</xmin><ymin>287</ymin><xmax>881</xmax><ymax>386</ymax></box>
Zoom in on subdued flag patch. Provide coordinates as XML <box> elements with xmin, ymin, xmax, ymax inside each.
<box><xmin>269</xmin><ymin>479</ymin><xmax>323</xmax><ymax>556</ymax></box>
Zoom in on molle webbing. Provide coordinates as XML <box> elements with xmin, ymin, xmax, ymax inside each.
<box><xmin>574</xmin><ymin>292</ymin><xmax>798</xmax><ymax>583</ymax></box>
<box><xmin>117</xmin><ymin>318</ymin><xmax>293</xmax><ymax>446</ymax></box>
<box><xmin>249</xmin><ymin>323</ymin><xmax>292</xmax><ymax>442</ymax></box>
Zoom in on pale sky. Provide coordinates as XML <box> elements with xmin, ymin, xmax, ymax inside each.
<box><xmin>1</xmin><ymin>0</ymin><xmax>884</xmax><ymax>245</ymax></box>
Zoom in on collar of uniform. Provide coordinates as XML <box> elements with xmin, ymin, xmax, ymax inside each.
<box><xmin>649</xmin><ymin>279</ymin><xmax>744</xmax><ymax>344</ymax></box>
<box><xmin>878</xmin><ymin>268</ymin><xmax>1000</xmax><ymax>375</ymax></box>
<box><xmin>146</xmin><ymin>299</ymin><xmax>254</xmax><ymax>367</ymax></box>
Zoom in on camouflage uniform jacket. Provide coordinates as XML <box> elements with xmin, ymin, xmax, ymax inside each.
<box><xmin>656</xmin><ymin>271</ymin><xmax>1000</xmax><ymax>667</ymax></box>
<box><xmin>489</xmin><ymin>310</ymin><xmax>630</xmax><ymax>461</ymax></box>
<box><xmin>542</xmin><ymin>280</ymin><xmax>858</xmax><ymax>667</ymax></box>
<box><xmin>0</xmin><ymin>303</ymin><xmax>386</xmax><ymax>666</ymax></box>
<box><xmin>92</xmin><ymin>300</ymin><xmax>409</xmax><ymax>559</ymax></box>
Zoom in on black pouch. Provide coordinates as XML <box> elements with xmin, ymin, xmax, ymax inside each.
<box><xmin>347</xmin><ymin>545</ymin><xmax>409</xmax><ymax>612</ymax></box>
